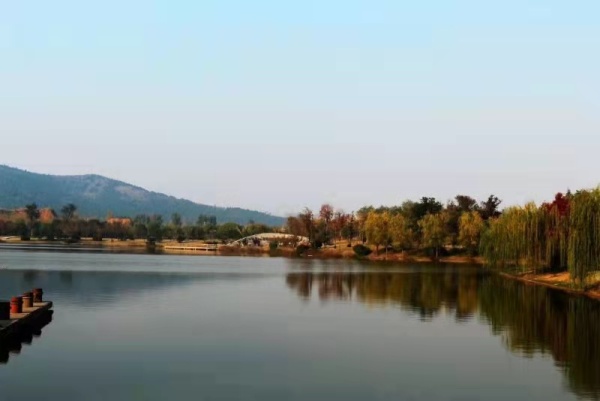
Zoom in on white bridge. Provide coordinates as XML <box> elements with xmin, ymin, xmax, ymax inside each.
<box><xmin>230</xmin><ymin>233</ymin><xmax>309</xmax><ymax>246</ymax></box>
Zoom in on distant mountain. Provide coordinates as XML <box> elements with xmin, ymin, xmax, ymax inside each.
<box><xmin>0</xmin><ymin>165</ymin><xmax>284</xmax><ymax>226</ymax></box>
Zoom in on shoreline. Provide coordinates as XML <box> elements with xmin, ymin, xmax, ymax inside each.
<box><xmin>3</xmin><ymin>238</ymin><xmax>599</xmax><ymax>301</ymax></box>
<box><xmin>499</xmin><ymin>271</ymin><xmax>600</xmax><ymax>301</ymax></box>
<box><xmin>0</xmin><ymin>238</ymin><xmax>483</xmax><ymax>264</ymax></box>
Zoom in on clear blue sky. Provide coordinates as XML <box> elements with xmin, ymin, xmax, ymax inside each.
<box><xmin>1</xmin><ymin>1</ymin><xmax>599</xmax><ymax>216</ymax></box>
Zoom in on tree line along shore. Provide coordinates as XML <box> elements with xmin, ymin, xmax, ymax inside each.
<box><xmin>2</xmin><ymin>190</ymin><xmax>600</xmax><ymax>295</ymax></box>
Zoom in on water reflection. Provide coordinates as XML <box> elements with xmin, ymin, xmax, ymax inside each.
<box><xmin>287</xmin><ymin>268</ymin><xmax>481</xmax><ymax>322</ymax></box>
<box><xmin>286</xmin><ymin>269</ymin><xmax>600</xmax><ymax>400</ymax></box>
<box><xmin>0</xmin><ymin>310</ymin><xmax>53</xmax><ymax>365</ymax></box>
<box><xmin>0</xmin><ymin>243</ymin><xmax>158</xmax><ymax>254</ymax></box>
<box><xmin>0</xmin><ymin>269</ymin><xmax>262</xmax><ymax>308</ymax></box>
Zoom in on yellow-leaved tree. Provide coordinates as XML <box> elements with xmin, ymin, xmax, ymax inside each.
<box><xmin>458</xmin><ymin>211</ymin><xmax>484</xmax><ymax>256</ymax></box>
<box><xmin>365</xmin><ymin>211</ymin><xmax>389</xmax><ymax>256</ymax></box>
<box><xmin>418</xmin><ymin>212</ymin><xmax>449</xmax><ymax>259</ymax></box>
<box><xmin>389</xmin><ymin>213</ymin><xmax>412</xmax><ymax>251</ymax></box>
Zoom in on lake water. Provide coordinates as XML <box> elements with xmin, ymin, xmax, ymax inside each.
<box><xmin>0</xmin><ymin>249</ymin><xmax>599</xmax><ymax>401</ymax></box>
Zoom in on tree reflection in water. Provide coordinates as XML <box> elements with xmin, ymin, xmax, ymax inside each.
<box><xmin>286</xmin><ymin>269</ymin><xmax>600</xmax><ymax>400</ymax></box>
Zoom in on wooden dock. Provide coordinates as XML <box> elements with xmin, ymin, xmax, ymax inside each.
<box><xmin>0</xmin><ymin>301</ymin><xmax>53</xmax><ymax>342</ymax></box>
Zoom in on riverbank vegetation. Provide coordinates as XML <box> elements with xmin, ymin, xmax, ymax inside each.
<box><xmin>0</xmin><ymin>203</ymin><xmax>277</xmax><ymax>243</ymax></box>
<box><xmin>4</xmin><ymin>188</ymin><xmax>600</xmax><ymax>290</ymax></box>
<box><xmin>285</xmin><ymin>190</ymin><xmax>600</xmax><ymax>290</ymax></box>
<box><xmin>480</xmin><ymin>190</ymin><xmax>600</xmax><ymax>289</ymax></box>
<box><xmin>285</xmin><ymin>195</ymin><xmax>500</xmax><ymax>261</ymax></box>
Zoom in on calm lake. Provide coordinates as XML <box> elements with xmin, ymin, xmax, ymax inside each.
<box><xmin>0</xmin><ymin>249</ymin><xmax>599</xmax><ymax>401</ymax></box>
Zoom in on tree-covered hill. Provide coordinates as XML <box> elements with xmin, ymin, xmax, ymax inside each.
<box><xmin>0</xmin><ymin>165</ymin><xmax>283</xmax><ymax>226</ymax></box>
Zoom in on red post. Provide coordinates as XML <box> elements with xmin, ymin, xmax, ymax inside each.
<box><xmin>10</xmin><ymin>297</ymin><xmax>22</xmax><ymax>314</ymax></box>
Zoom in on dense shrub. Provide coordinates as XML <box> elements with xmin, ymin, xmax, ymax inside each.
<box><xmin>353</xmin><ymin>244</ymin><xmax>372</xmax><ymax>257</ymax></box>
<box><xmin>295</xmin><ymin>244</ymin><xmax>310</xmax><ymax>256</ymax></box>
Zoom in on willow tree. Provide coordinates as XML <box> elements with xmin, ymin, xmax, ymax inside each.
<box><xmin>542</xmin><ymin>193</ymin><xmax>570</xmax><ymax>271</ymax></box>
<box><xmin>458</xmin><ymin>210</ymin><xmax>484</xmax><ymax>255</ymax></box>
<box><xmin>480</xmin><ymin>203</ymin><xmax>547</xmax><ymax>273</ymax></box>
<box><xmin>523</xmin><ymin>203</ymin><xmax>548</xmax><ymax>271</ymax></box>
<box><xmin>568</xmin><ymin>189</ymin><xmax>600</xmax><ymax>286</ymax></box>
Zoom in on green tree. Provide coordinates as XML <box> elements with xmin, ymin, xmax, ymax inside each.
<box><xmin>217</xmin><ymin>222</ymin><xmax>242</xmax><ymax>241</ymax></box>
<box><xmin>133</xmin><ymin>215</ymin><xmax>149</xmax><ymax>239</ymax></box>
<box><xmin>402</xmin><ymin>198</ymin><xmax>443</xmax><ymax>233</ymax></box>
<box><xmin>414</xmin><ymin>197</ymin><xmax>443</xmax><ymax>220</ymax></box>
<box><xmin>170</xmin><ymin>213</ymin><xmax>184</xmax><ymax>241</ymax></box>
<box><xmin>39</xmin><ymin>221</ymin><xmax>59</xmax><ymax>241</ymax></box>
<box><xmin>59</xmin><ymin>203</ymin><xmax>79</xmax><ymax>240</ymax></box>
<box><xmin>61</xmin><ymin>203</ymin><xmax>77</xmax><ymax>221</ymax></box>
<box><xmin>455</xmin><ymin>195</ymin><xmax>479</xmax><ymax>213</ymax></box>
<box><xmin>479</xmin><ymin>195</ymin><xmax>502</xmax><ymax>220</ymax></box>
<box><xmin>568</xmin><ymin>189</ymin><xmax>600</xmax><ymax>285</ymax></box>
<box><xmin>147</xmin><ymin>215</ymin><xmax>164</xmax><ymax>241</ymax></box>
<box><xmin>25</xmin><ymin>203</ymin><xmax>40</xmax><ymax>237</ymax></box>
<box><xmin>365</xmin><ymin>211</ymin><xmax>389</xmax><ymax>256</ymax></box>
<box><xmin>197</xmin><ymin>214</ymin><xmax>217</xmax><ymax>228</ymax></box>
<box><xmin>171</xmin><ymin>213</ymin><xmax>182</xmax><ymax>228</ymax></box>
<box><xmin>243</xmin><ymin>223</ymin><xmax>271</xmax><ymax>237</ymax></box>
<box><xmin>15</xmin><ymin>219</ymin><xmax>29</xmax><ymax>240</ymax></box>
<box><xmin>184</xmin><ymin>225</ymin><xmax>205</xmax><ymax>240</ymax></box>
<box><xmin>419</xmin><ymin>212</ymin><xmax>449</xmax><ymax>259</ymax></box>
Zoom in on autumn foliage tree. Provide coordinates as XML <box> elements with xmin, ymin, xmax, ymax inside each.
<box><xmin>388</xmin><ymin>213</ymin><xmax>412</xmax><ymax>251</ymax></box>
<box><xmin>458</xmin><ymin>211</ymin><xmax>484</xmax><ymax>255</ymax></box>
<box><xmin>365</xmin><ymin>211</ymin><xmax>389</xmax><ymax>256</ymax></box>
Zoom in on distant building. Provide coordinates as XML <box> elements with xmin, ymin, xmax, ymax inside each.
<box><xmin>0</xmin><ymin>207</ymin><xmax>55</xmax><ymax>223</ymax></box>
<box><xmin>39</xmin><ymin>209</ymin><xmax>56</xmax><ymax>223</ymax></box>
<box><xmin>106</xmin><ymin>217</ymin><xmax>132</xmax><ymax>227</ymax></box>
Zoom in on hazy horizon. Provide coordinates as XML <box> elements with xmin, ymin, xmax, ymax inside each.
<box><xmin>2</xmin><ymin>1</ymin><xmax>599</xmax><ymax>216</ymax></box>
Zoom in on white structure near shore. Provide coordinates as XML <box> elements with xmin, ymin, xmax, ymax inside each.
<box><xmin>231</xmin><ymin>233</ymin><xmax>309</xmax><ymax>246</ymax></box>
